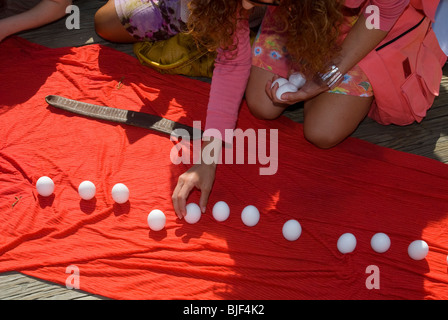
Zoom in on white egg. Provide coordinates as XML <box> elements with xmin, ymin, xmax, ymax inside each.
<box><xmin>288</xmin><ymin>72</ymin><xmax>306</xmax><ymax>89</ymax></box>
<box><xmin>270</xmin><ymin>77</ymin><xmax>289</xmax><ymax>89</ymax></box>
<box><xmin>241</xmin><ymin>205</ymin><xmax>260</xmax><ymax>227</ymax></box>
<box><xmin>36</xmin><ymin>176</ymin><xmax>55</xmax><ymax>197</ymax></box>
<box><xmin>282</xmin><ymin>219</ymin><xmax>302</xmax><ymax>241</ymax></box>
<box><xmin>111</xmin><ymin>183</ymin><xmax>129</xmax><ymax>204</ymax></box>
<box><xmin>212</xmin><ymin>201</ymin><xmax>230</xmax><ymax>222</ymax></box>
<box><xmin>78</xmin><ymin>180</ymin><xmax>96</xmax><ymax>200</ymax></box>
<box><xmin>185</xmin><ymin>203</ymin><xmax>202</xmax><ymax>224</ymax></box>
<box><xmin>275</xmin><ymin>83</ymin><xmax>298</xmax><ymax>101</ymax></box>
<box><xmin>370</xmin><ymin>233</ymin><xmax>391</xmax><ymax>253</ymax></box>
<box><xmin>147</xmin><ymin>209</ymin><xmax>166</xmax><ymax>231</ymax></box>
<box><xmin>337</xmin><ymin>233</ymin><xmax>357</xmax><ymax>254</ymax></box>
<box><xmin>408</xmin><ymin>240</ymin><xmax>429</xmax><ymax>260</ymax></box>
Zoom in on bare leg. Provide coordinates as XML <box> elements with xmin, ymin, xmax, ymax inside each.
<box><xmin>245</xmin><ymin>66</ymin><xmax>373</xmax><ymax>149</ymax></box>
<box><xmin>94</xmin><ymin>0</ymin><xmax>136</xmax><ymax>43</ymax></box>
<box><xmin>303</xmin><ymin>93</ymin><xmax>373</xmax><ymax>149</ymax></box>
<box><xmin>245</xmin><ymin>66</ymin><xmax>289</xmax><ymax>120</ymax></box>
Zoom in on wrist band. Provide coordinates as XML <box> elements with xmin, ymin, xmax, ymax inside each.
<box><xmin>320</xmin><ymin>65</ymin><xmax>343</xmax><ymax>89</ymax></box>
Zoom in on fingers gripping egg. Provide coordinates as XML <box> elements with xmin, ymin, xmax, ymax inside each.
<box><xmin>275</xmin><ymin>83</ymin><xmax>298</xmax><ymax>101</ymax></box>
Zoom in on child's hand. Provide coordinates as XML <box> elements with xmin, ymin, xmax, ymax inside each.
<box><xmin>266</xmin><ymin>75</ymin><xmax>329</xmax><ymax>105</ymax></box>
<box><xmin>172</xmin><ymin>162</ymin><xmax>217</xmax><ymax>220</ymax></box>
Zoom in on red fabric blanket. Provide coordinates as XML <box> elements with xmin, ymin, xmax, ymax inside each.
<box><xmin>1</xmin><ymin>37</ymin><xmax>448</xmax><ymax>300</ymax></box>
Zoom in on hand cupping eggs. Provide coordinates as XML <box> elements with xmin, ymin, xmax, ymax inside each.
<box><xmin>271</xmin><ymin>72</ymin><xmax>306</xmax><ymax>101</ymax></box>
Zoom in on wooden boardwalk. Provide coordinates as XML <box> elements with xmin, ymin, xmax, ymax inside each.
<box><xmin>1</xmin><ymin>0</ymin><xmax>447</xmax><ymax>299</ymax></box>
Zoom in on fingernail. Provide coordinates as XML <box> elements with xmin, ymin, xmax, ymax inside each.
<box><xmin>201</xmin><ymin>207</ymin><xmax>206</xmax><ymax>213</ymax></box>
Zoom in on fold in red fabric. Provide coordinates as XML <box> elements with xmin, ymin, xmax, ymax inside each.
<box><xmin>1</xmin><ymin>37</ymin><xmax>448</xmax><ymax>300</ymax></box>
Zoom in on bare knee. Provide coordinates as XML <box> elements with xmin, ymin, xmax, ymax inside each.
<box><xmin>94</xmin><ymin>1</ymin><xmax>134</xmax><ymax>42</ymax></box>
<box><xmin>247</xmin><ymin>103</ymin><xmax>281</xmax><ymax>120</ymax></box>
<box><xmin>245</xmin><ymin>66</ymin><xmax>288</xmax><ymax>120</ymax></box>
<box><xmin>302</xmin><ymin>93</ymin><xmax>372</xmax><ymax>149</ymax></box>
<box><xmin>94</xmin><ymin>5</ymin><xmax>111</xmax><ymax>38</ymax></box>
<box><xmin>246</xmin><ymin>93</ymin><xmax>285</xmax><ymax>120</ymax></box>
<box><xmin>303</xmin><ymin>126</ymin><xmax>343</xmax><ymax>149</ymax></box>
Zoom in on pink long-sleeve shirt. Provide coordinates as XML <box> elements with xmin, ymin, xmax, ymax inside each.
<box><xmin>204</xmin><ymin>0</ymin><xmax>410</xmax><ymax>143</ymax></box>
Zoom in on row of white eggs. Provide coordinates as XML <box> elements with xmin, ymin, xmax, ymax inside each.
<box><xmin>149</xmin><ymin>201</ymin><xmax>302</xmax><ymax>241</ymax></box>
<box><xmin>36</xmin><ymin>176</ymin><xmax>129</xmax><ymax>203</ymax></box>
<box><xmin>149</xmin><ymin>203</ymin><xmax>431</xmax><ymax>261</ymax></box>
<box><xmin>147</xmin><ymin>202</ymin><xmax>266</xmax><ymax>230</ymax></box>
<box><xmin>37</xmin><ymin>176</ymin><xmax>435</xmax><ymax>262</ymax></box>
<box><xmin>337</xmin><ymin>232</ymin><xmax>430</xmax><ymax>261</ymax></box>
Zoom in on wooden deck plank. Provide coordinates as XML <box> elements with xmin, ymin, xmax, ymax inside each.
<box><xmin>0</xmin><ymin>272</ymin><xmax>104</xmax><ymax>300</ymax></box>
<box><xmin>5</xmin><ymin>0</ymin><xmax>136</xmax><ymax>56</ymax></box>
<box><xmin>1</xmin><ymin>0</ymin><xmax>448</xmax><ymax>300</ymax></box>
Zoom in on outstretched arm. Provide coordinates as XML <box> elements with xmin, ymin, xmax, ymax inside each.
<box><xmin>0</xmin><ymin>0</ymin><xmax>72</xmax><ymax>42</ymax></box>
<box><xmin>172</xmin><ymin>17</ymin><xmax>252</xmax><ymax>219</ymax></box>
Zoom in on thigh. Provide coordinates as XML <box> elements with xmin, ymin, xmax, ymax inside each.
<box><xmin>94</xmin><ymin>0</ymin><xmax>136</xmax><ymax>43</ymax></box>
<box><xmin>245</xmin><ymin>66</ymin><xmax>289</xmax><ymax>120</ymax></box>
<box><xmin>95</xmin><ymin>0</ymin><xmax>185</xmax><ymax>43</ymax></box>
<box><xmin>303</xmin><ymin>92</ymin><xmax>373</xmax><ymax>148</ymax></box>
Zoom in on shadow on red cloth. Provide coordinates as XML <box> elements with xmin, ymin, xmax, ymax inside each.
<box><xmin>0</xmin><ymin>38</ymin><xmax>71</xmax><ymax>112</ymax></box>
<box><xmin>0</xmin><ymin>37</ymin><xmax>448</xmax><ymax>300</ymax></box>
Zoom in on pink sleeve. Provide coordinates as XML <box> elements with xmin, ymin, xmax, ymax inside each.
<box><xmin>365</xmin><ymin>0</ymin><xmax>410</xmax><ymax>31</ymax></box>
<box><xmin>203</xmin><ymin>18</ymin><xmax>252</xmax><ymax>144</ymax></box>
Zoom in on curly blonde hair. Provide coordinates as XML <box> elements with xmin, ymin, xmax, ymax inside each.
<box><xmin>187</xmin><ymin>0</ymin><xmax>346</xmax><ymax>76</ymax></box>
